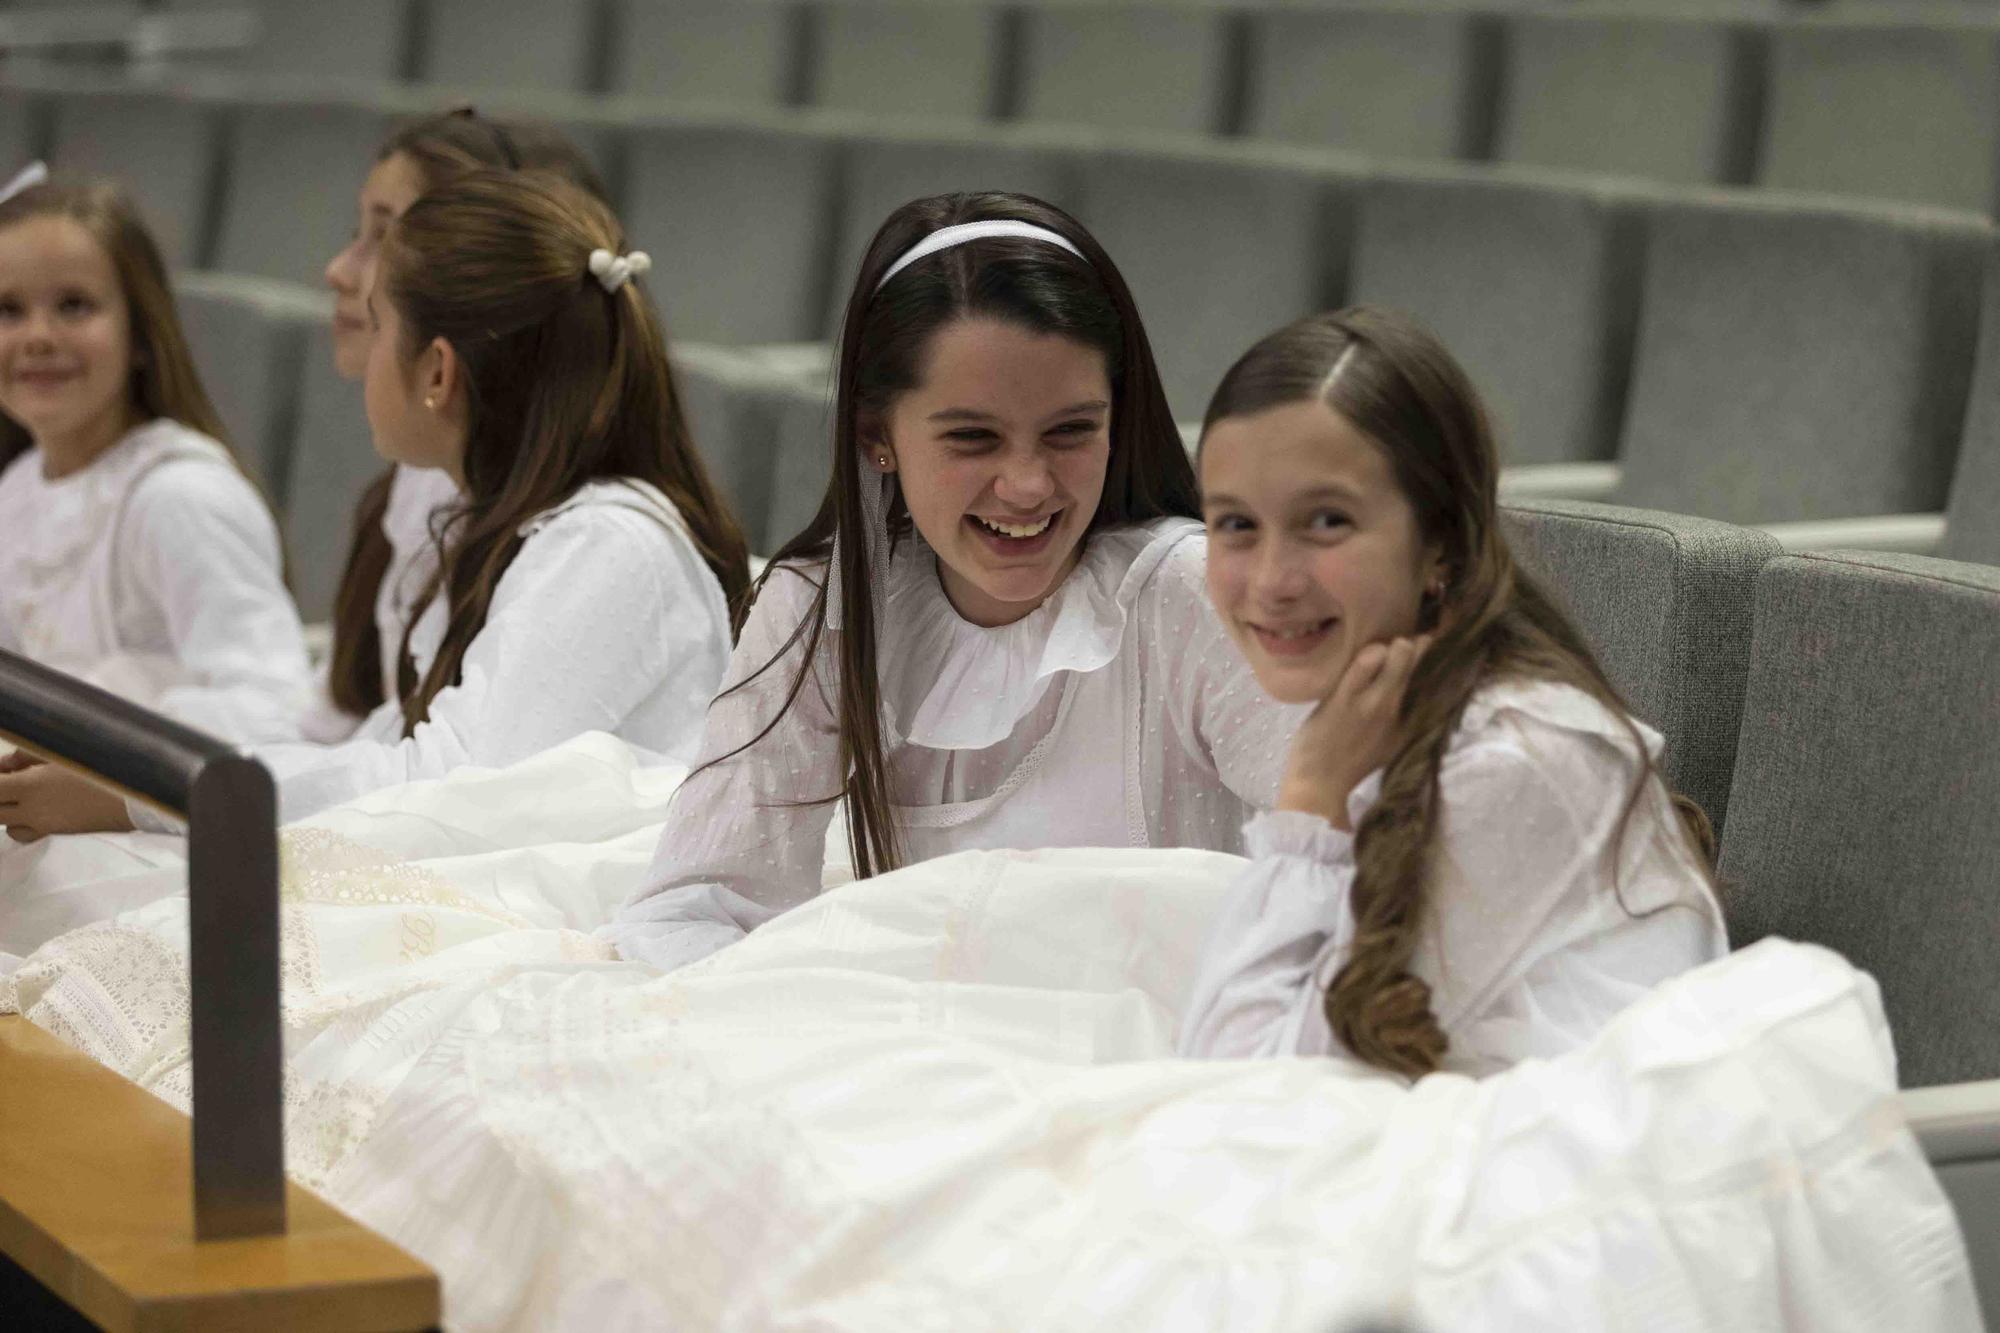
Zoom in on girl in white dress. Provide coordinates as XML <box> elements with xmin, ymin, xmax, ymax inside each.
<box><xmin>12</xmin><ymin>169</ymin><xmax>751</xmax><ymax>832</ymax></box>
<box><xmin>1178</xmin><ymin>306</ymin><xmax>1727</xmax><ymax>1073</ymax></box>
<box><xmin>607</xmin><ymin>192</ymin><xmax>1304</xmax><ymax>972</ymax></box>
<box><xmin>0</xmin><ymin>178</ymin><xmax>311</xmax><ymax>831</ymax></box>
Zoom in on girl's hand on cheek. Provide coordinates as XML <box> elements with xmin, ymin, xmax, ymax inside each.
<box><xmin>0</xmin><ymin>762</ymin><xmax>136</xmax><ymax>843</ymax></box>
<box><xmin>1277</xmin><ymin>633</ymin><xmax>1432</xmax><ymax>831</ymax></box>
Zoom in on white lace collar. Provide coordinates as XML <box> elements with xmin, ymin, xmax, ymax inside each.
<box><xmin>873</xmin><ymin>516</ymin><xmax>1198</xmax><ymax>750</ymax></box>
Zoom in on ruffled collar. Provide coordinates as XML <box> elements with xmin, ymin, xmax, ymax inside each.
<box><xmin>873</xmin><ymin>516</ymin><xmax>1198</xmax><ymax>750</ymax></box>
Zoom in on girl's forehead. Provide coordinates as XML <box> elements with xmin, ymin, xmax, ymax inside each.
<box><xmin>0</xmin><ymin>215</ymin><xmax>118</xmax><ymax>283</ymax></box>
<box><xmin>1203</xmin><ymin>400</ymin><xmax>1394</xmax><ymax>493</ymax></box>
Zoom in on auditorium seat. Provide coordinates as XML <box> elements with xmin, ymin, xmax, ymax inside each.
<box><xmin>606</xmin><ymin>0</ymin><xmax>802</xmax><ymax>106</ymax></box>
<box><xmin>1242</xmin><ymin>8</ymin><xmax>1495</xmax><ymax>160</ymax></box>
<box><xmin>808</xmin><ymin>2</ymin><xmax>1003</xmax><ymax>121</ymax></box>
<box><xmin>1014</xmin><ymin>6</ymin><xmax>1232</xmax><ymax>136</ymax></box>
<box><xmin>1943</xmin><ymin>419</ymin><xmax>2000</xmax><ymax>567</ymax></box>
<box><xmin>674</xmin><ymin>342</ymin><xmax>813</xmax><ymax>555</ymax></box>
<box><xmin>1761</xmin><ymin>23</ymin><xmax>2000</xmax><ymax>215</ymax></box>
<box><xmin>209</xmin><ymin>98</ymin><xmax>390</xmax><ymax>285</ymax></box>
<box><xmin>1612</xmin><ymin>192</ymin><xmax>1985</xmax><ymax>527</ymax></box>
<box><xmin>1350</xmin><ymin>164</ymin><xmax>1645</xmax><ymax>467</ymax></box>
<box><xmin>281</xmin><ymin>321</ymin><xmax>379</xmax><ymax>624</ymax></box>
<box><xmin>175</xmin><ymin>272</ymin><xmax>327</xmax><ymax>501</ymax></box>
<box><xmin>161</xmin><ymin>0</ymin><xmax>414</xmax><ymax>83</ymax></box>
<box><xmin>621</xmin><ymin>117</ymin><xmax>838</xmax><ymax>346</ymax></box>
<box><xmin>1074</xmin><ymin>140</ymin><xmax>1349</xmax><ymax>422</ymax></box>
<box><xmin>47</xmin><ymin>87</ymin><xmax>219</xmax><ymax>268</ymax></box>
<box><xmin>419</xmin><ymin>0</ymin><xmax>605</xmax><ymax>95</ymax></box>
<box><xmin>1501</xmin><ymin>498</ymin><xmax>1776</xmax><ymax>833</ymax></box>
<box><xmin>766</xmin><ymin>372</ymin><xmax>838</xmax><ymax>551</ymax></box>
<box><xmin>1496</xmin><ymin>14</ymin><xmax>1756</xmax><ymax>187</ymax></box>
<box><xmin>0</xmin><ymin>87</ymin><xmax>48</xmax><ymax>173</ymax></box>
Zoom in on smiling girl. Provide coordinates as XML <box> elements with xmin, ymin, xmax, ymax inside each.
<box><xmin>606</xmin><ymin>192</ymin><xmax>1304</xmax><ymax>971</ymax></box>
<box><xmin>1178</xmin><ymin>307</ymin><xmax>1726</xmax><ymax>1073</ymax></box>
<box><xmin>0</xmin><ymin>179</ymin><xmax>311</xmax><ymax>751</ymax></box>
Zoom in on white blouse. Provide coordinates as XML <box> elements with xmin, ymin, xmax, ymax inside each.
<box><xmin>0</xmin><ymin>419</ymin><xmax>311</xmax><ymax>744</ymax></box>
<box><xmin>251</xmin><ymin>476</ymin><xmax>733</xmax><ymax>822</ymax></box>
<box><xmin>1177</xmin><ymin>678</ymin><xmax>1728</xmax><ymax>1074</ymax></box>
<box><xmin>605</xmin><ymin>517</ymin><xmax>1308</xmax><ymax>972</ymax></box>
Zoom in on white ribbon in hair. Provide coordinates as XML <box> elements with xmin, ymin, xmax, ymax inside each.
<box><xmin>0</xmin><ymin>161</ymin><xmax>48</xmax><ymax>207</ymax></box>
<box><xmin>588</xmin><ymin>247</ymin><xmax>652</xmax><ymax>293</ymax></box>
<box><xmin>874</xmin><ymin>220</ymin><xmax>1085</xmax><ymax>293</ymax></box>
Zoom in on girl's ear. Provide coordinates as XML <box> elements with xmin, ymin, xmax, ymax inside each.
<box><xmin>858</xmin><ymin>412</ymin><xmax>897</xmax><ymax>473</ymax></box>
<box><xmin>420</xmin><ymin>335</ymin><xmax>462</xmax><ymax>416</ymax></box>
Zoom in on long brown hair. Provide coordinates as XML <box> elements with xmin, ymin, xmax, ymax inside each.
<box><xmin>733</xmin><ymin>191</ymin><xmax>1198</xmax><ymax>879</ymax></box>
<box><xmin>326</xmin><ymin>109</ymin><xmax>614</xmax><ymax>717</ymax></box>
<box><xmin>1202</xmin><ymin>306</ymin><xmax>1715</xmax><ymax>1078</ymax></box>
<box><xmin>0</xmin><ymin>179</ymin><xmax>232</xmax><ymax>474</ymax></box>
<box><xmin>377</xmin><ymin>168</ymin><xmax>750</xmax><ymax>733</ymax></box>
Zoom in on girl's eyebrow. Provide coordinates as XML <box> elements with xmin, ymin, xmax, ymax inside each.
<box><xmin>927</xmin><ymin>399</ymin><xmax>1109</xmax><ymax>425</ymax></box>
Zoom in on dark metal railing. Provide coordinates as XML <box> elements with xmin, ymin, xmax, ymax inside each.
<box><xmin>0</xmin><ymin>649</ymin><xmax>283</xmax><ymax>1241</ymax></box>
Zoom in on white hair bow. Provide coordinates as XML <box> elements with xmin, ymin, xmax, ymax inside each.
<box><xmin>588</xmin><ymin>247</ymin><xmax>653</xmax><ymax>293</ymax></box>
<box><xmin>0</xmin><ymin>161</ymin><xmax>48</xmax><ymax>207</ymax></box>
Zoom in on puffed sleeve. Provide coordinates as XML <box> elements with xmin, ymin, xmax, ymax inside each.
<box><xmin>253</xmin><ymin>504</ymin><xmax>726</xmax><ymax>820</ymax></box>
<box><xmin>120</xmin><ymin>459</ymin><xmax>313</xmax><ymax>744</ymax></box>
<box><xmin>598</xmin><ymin>565</ymin><xmax>841</xmax><ymax>973</ymax></box>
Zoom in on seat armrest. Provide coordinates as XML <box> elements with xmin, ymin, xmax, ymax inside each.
<box><xmin>1497</xmin><ymin>463</ymin><xmax>1623</xmax><ymax>502</ymax></box>
<box><xmin>1902</xmin><ymin>1079</ymin><xmax>2000</xmax><ymax>1165</ymax></box>
<box><xmin>1760</xmin><ymin>513</ymin><xmax>1947</xmax><ymax>555</ymax></box>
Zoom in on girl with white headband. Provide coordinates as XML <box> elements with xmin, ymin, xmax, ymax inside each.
<box><xmin>606</xmin><ymin>191</ymin><xmax>1305</xmax><ymax>972</ymax></box>
<box><xmin>6</xmin><ymin>169</ymin><xmax>750</xmax><ymax>837</ymax></box>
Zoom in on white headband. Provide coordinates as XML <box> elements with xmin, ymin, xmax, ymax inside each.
<box><xmin>874</xmin><ymin>220</ymin><xmax>1086</xmax><ymax>293</ymax></box>
<box><xmin>588</xmin><ymin>247</ymin><xmax>652</xmax><ymax>293</ymax></box>
<box><xmin>0</xmin><ymin>161</ymin><xmax>48</xmax><ymax>207</ymax></box>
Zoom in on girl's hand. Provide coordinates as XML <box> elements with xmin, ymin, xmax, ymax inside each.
<box><xmin>0</xmin><ymin>761</ymin><xmax>136</xmax><ymax>842</ymax></box>
<box><xmin>1277</xmin><ymin>633</ymin><xmax>1432</xmax><ymax>831</ymax></box>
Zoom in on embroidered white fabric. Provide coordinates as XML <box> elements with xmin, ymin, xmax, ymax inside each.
<box><xmin>603</xmin><ymin>517</ymin><xmax>1310</xmax><ymax>973</ymax></box>
<box><xmin>1179</xmin><ymin>678</ymin><xmax>1730</xmax><ymax>1069</ymax></box>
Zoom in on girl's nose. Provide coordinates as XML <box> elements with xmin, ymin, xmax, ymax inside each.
<box><xmin>994</xmin><ymin>452</ymin><xmax>1056</xmax><ymax>508</ymax></box>
<box><xmin>1251</xmin><ymin>541</ymin><xmax>1309</xmax><ymax>600</ymax></box>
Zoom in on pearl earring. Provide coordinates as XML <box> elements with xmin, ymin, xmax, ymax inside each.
<box><xmin>424</xmin><ymin>395</ymin><xmax>438</xmax><ymax>410</ymax></box>
<box><xmin>878</xmin><ymin>453</ymin><xmax>889</xmax><ymax>467</ymax></box>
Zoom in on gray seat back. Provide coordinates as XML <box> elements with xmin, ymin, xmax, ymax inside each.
<box><xmin>1944</xmin><ymin>239</ymin><xmax>2000</xmax><ymax>567</ymax></box>
<box><xmin>607</xmin><ymin>0</ymin><xmax>801</xmax><ymax>106</ymax></box>
<box><xmin>808</xmin><ymin>3</ymin><xmax>1002</xmax><ymax>120</ymax></box>
<box><xmin>1721</xmin><ymin>552</ymin><xmax>2000</xmax><ymax>1089</ymax></box>
<box><xmin>1015</xmin><ymin>8</ymin><xmax>1230</xmax><ymax>136</ymax></box>
<box><xmin>211</xmin><ymin>100</ymin><xmax>389</xmax><ymax>285</ymax></box>
<box><xmin>0</xmin><ymin>87</ymin><xmax>49</xmax><ymax>171</ymax></box>
<box><xmin>1351</xmin><ymin>165</ymin><xmax>1644</xmax><ymax>466</ymax></box>
<box><xmin>673</xmin><ymin>344</ymin><xmax>823</xmax><ymax>556</ymax></box>
<box><xmin>1615</xmin><ymin>191</ymin><xmax>1987</xmax><ymax>526</ymax></box>
<box><xmin>767</xmin><ymin>374</ymin><xmax>839</xmax><ymax>554</ymax></box>
<box><xmin>281</xmin><ymin>321</ymin><xmax>380</xmax><ymax>624</ymax></box>
<box><xmin>1502</xmin><ymin>498</ymin><xmax>1777</xmax><ymax>832</ymax></box>
<box><xmin>174</xmin><ymin>273</ymin><xmax>327</xmax><ymax>501</ymax></box>
<box><xmin>47</xmin><ymin>89</ymin><xmax>219</xmax><ymax>268</ymax></box>
<box><xmin>418</xmin><ymin>0</ymin><xmax>604</xmax><ymax>94</ymax></box>
<box><xmin>162</xmin><ymin>0</ymin><xmax>413</xmax><ymax>82</ymax></box>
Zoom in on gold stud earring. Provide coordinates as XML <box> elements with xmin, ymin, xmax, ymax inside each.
<box><xmin>424</xmin><ymin>395</ymin><xmax>438</xmax><ymax>411</ymax></box>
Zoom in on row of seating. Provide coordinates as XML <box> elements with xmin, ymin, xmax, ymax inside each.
<box><xmin>40</xmin><ymin>0</ymin><xmax>2000</xmax><ymax>218</ymax></box>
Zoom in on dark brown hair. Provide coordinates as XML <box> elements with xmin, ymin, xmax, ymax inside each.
<box><xmin>732</xmin><ymin>191</ymin><xmax>1198</xmax><ymax>879</ymax></box>
<box><xmin>377</xmin><ymin>168</ymin><xmax>749</xmax><ymax>733</ymax></box>
<box><xmin>1201</xmin><ymin>306</ymin><xmax>1715</xmax><ymax>1078</ymax></box>
<box><xmin>0</xmin><ymin>179</ymin><xmax>232</xmax><ymax>474</ymax></box>
<box><xmin>326</xmin><ymin>109</ymin><xmax>613</xmax><ymax>717</ymax></box>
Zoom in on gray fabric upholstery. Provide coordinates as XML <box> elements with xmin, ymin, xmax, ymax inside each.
<box><xmin>1944</xmin><ymin>239</ymin><xmax>2000</xmax><ymax>567</ymax></box>
<box><xmin>281</xmin><ymin>321</ymin><xmax>379</xmax><ymax>624</ymax></box>
<box><xmin>1015</xmin><ymin>8</ymin><xmax>1229</xmax><ymax>136</ymax></box>
<box><xmin>163</xmin><ymin>0</ymin><xmax>412</xmax><ymax>82</ymax></box>
<box><xmin>1244</xmin><ymin>10</ymin><xmax>1491</xmax><ymax>159</ymax></box>
<box><xmin>418</xmin><ymin>0</ymin><xmax>603</xmax><ymax>94</ymax></box>
<box><xmin>1615</xmin><ymin>192</ymin><xmax>1986</xmax><ymax>525</ymax></box>
<box><xmin>1350</xmin><ymin>165</ymin><xmax>1644</xmax><ymax>466</ymax></box>
<box><xmin>1074</xmin><ymin>141</ymin><xmax>1351</xmax><ymax>422</ymax></box>
<box><xmin>673</xmin><ymin>343</ymin><xmax>820</xmax><ymax>556</ymax></box>
<box><xmin>1501</xmin><ymin>498</ymin><xmax>1777</xmax><ymax>832</ymax></box>
<box><xmin>622</xmin><ymin>120</ymin><xmax>838</xmax><ymax>345</ymax></box>
<box><xmin>1721</xmin><ymin>551</ymin><xmax>2000</xmax><ymax>1088</ymax></box>
<box><xmin>173</xmin><ymin>273</ymin><xmax>327</xmax><ymax>501</ymax></box>
<box><xmin>47</xmin><ymin>90</ymin><xmax>218</xmax><ymax>268</ymax></box>
<box><xmin>809</xmin><ymin>3</ymin><xmax>1001</xmax><ymax>120</ymax></box>
<box><xmin>767</xmin><ymin>374</ymin><xmax>838</xmax><ymax>553</ymax></box>
<box><xmin>1762</xmin><ymin>26</ymin><xmax>2000</xmax><ymax>215</ymax></box>
<box><xmin>1497</xmin><ymin>15</ymin><xmax>1750</xmax><ymax>187</ymax></box>
<box><xmin>0</xmin><ymin>87</ymin><xmax>48</xmax><ymax>172</ymax></box>
<box><xmin>1932</xmin><ymin>1159</ymin><xmax>2000</xmax><ymax>1330</ymax></box>
<box><xmin>607</xmin><ymin>0</ymin><xmax>801</xmax><ymax>105</ymax></box>
<box><xmin>211</xmin><ymin>100</ymin><xmax>389</xmax><ymax>285</ymax></box>
<box><xmin>824</xmin><ymin>129</ymin><xmax>1074</xmax><ymax>335</ymax></box>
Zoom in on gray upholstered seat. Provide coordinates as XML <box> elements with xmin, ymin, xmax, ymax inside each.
<box><xmin>174</xmin><ymin>272</ymin><xmax>328</xmax><ymax>502</ymax></box>
<box><xmin>673</xmin><ymin>342</ymin><xmax>823</xmax><ymax>557</ymax></box>
<box><xmin>418</xmin><ymin>0</ymin><xmax>603</xmax><ymax>94</ymax></box>
<box><xmin>1073</xmin><ymin>140</ymin><xmax>1353</xmax><ymax>423</ymax></box>
<box><xmin>621</xmin><ymin>117</ymin><xmax>839</xmax><ymax>346</ymax></box>
<box><xmin>0</xmin><ymin>86</ymin><xmax>49</xmax><ymax>172</ymax></box>
<box><xmin>209</xmin><ymin>99</ymin><xmax>390</xmax><ymax>285</ymax></box>
<box><xmin>161</xmin><ymin>0</ymin><xmax>413</xmax><ymax>82</ymax></box>
<box><xmin>1242</xmin><ymin>8</ymin><xmax>1493</xmax><ymax>159</ymax></box>
<box><xmin>766</xmin><ymin>373</ymin><xmax>838</xmax><ymax>554</ymax></box>
<box><xmin>1014</xmin><ymin>7</ymin><xmax>1231</xmax><ymax>136</ymax></box>
<box><xmin>1944</xmin><ymin>239</ymin><xmax>2000</xmax><ymax>567</ymax></box>
<box><xmin>1612</xmin><ymin>191</ymin><xmax>1987</xmax><ymax>526</ymax></box>
<box><xmin>47</xmin><ymin>88</ymin><xmax>219</xmax><ymax>269</ymax></box>
<box><xmin>1761</xmin><ymin>24</ymin><xmax>2000</xmax><ymax>215</ymax></box>
<box><xmin>606</xmin><ymin>0</ymin><xmax>801</xmax><ymax>106</ymax></box>
<box><xmin>808</xmin><ymin>2</ymin><xmax>1003</xmax><ymax>121</ymax></box>
<box><xmin>1496</xmin><ymin>14</ymin><xmax>1753</xmax><ymax>187</ymax></box>
<box><xmin>1351</xmin><ymin>164</ymin><xmax>1646</xmax><ymax>467</ymax></box>
<box><xmin>1720</xmin><ymin>551</ymin><xmax>2000</xmax><ymax>1090</ymax></box>
<box><xmin>1500</xmin><ymin>498</ymin><xmax>1778</xmax><ymax>832</ymax></box>
<box><xmin>280</xmin><ymin>321</ymin><xmax>380</xmax><ymax>624</ymax></box>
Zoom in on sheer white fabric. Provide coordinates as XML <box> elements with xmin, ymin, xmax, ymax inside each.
<box><xmin>604</xmin><ymin>517</ymin><xmax>1308</xmax><ymax>971</ymax></box>
<box><xmin>1178</xmin><ymin>679</ymin><xmax>1728</xmax><ymax>1069</ymax></box>
<box><xmin>0</xmin><ymin>419</ymin><xmax>312</xmax><ymax>743</ymax></box>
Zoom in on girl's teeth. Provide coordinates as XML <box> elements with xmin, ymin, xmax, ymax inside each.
<box><xmin>977</xmin><ymin>514</ymin><xmax>1053</xmax><ymax>539</ymax></box>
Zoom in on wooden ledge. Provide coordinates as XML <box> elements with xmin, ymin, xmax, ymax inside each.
<box><xmin>0</xmin><ymin>1015</ymin><xmax>439</xmax><ymax>1332</ymax></box>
